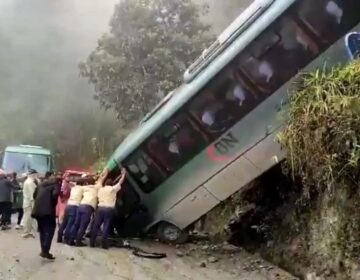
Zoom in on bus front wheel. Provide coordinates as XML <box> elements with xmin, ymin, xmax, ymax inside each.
<box><xmin>157</xmin><ymin>222</ymin><xmax>189</xmax><ymax>244</ymax></box>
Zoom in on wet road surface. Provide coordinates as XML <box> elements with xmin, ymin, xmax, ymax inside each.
<box><xmin>0</xmin><ymin>227</ymin><xmax>297</xmax><ymax>280</ymax></box>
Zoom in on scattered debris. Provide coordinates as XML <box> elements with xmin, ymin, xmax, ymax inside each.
<box><xmin>306</xmin><ymin>272</ymin><xmax>322</xmax><ymax>280</ymax></box>
<box><xmin>176</xmin><ymin>251</ymin><xmax>185</xmax><ymax>257</ymax></box>
<box><xmin>201</xmin><ymin>245</ymin><xmax>210</xmax><ymax>251</ymax></box>
<box><xmin>208</xmin><ymin>257</ymin><xmax>218</xmax><ymax>263</ymax></box>
<box><xmin>199</xmin><ymin>261</ymin><xmax>207</xmax><ymax>268</ymax></box>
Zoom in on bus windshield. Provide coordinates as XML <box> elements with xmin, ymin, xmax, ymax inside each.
<box><xmin>2</xmin><ymin>152</ymin><xmax>51</xmax><ymax>174</ymax></box>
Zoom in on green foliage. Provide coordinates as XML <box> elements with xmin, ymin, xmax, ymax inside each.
<box><xmin>278</xmin><ymin>61</ymin><xmax>360</xmax><ymax>276</ymax></box>
<box><xmin>79</xmin><ymin>0</ymin><xmax>212</xmax><ymax>123</ymax></box>
<box><xmin>278</xmin><ymin>61</ymin><xmax>360</xmax><ymax>196</ymax></box>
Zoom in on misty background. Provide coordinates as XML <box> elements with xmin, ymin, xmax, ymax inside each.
<box><xmin>0</xmin><ymin>0</ymin><xmax>250</xmax><ymax>170</ymax></box>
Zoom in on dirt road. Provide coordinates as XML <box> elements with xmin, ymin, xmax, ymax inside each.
<box><xmin>0</xmin><ymin>228</ymin><xmax>297</xmax><ymax>280</ymax></box>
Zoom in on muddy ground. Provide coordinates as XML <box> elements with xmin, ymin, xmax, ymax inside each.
<box><xmin>0</xmin><ymin>224</ymin><xmax>296</xmax><ymax>280</ymax></box>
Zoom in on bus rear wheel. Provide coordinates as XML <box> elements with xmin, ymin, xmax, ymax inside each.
<box><xmin>157</xmin><ymin>223</ymin><xmax>189</xmax><ymax>244</ymax></box>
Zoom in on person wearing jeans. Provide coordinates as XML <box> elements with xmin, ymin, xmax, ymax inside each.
<box><xmin>90</xmin><ymin>169</ymin><xmax>126</xmax><ymax>249</ymax></box>
<box><xmin>57</xmin><ymin>179</ymin><xmax>84</xmax><ymax>244</ymax></box>
<box><xmin>71</xmin><ymin>173</ymin><xmax>107</xmax><ymax>247</ymax></box>
<box><xmin>32</xmin><ymin>172</ymin><xmax>60</xmax><ymax>260</ymax></box>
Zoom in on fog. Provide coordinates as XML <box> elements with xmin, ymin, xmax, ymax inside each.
<box><xmin>0</xmin><ymin>0</ymin><xmax>119</xmax><ymax>163</ymax></box>
<box><xmin>0</xmin><ymin>0</ymin><xmax>252</xmax><ymax>167</ymax></box>
<box><xmin>0</xmin><ymin>0</ymin><xmax>118</xmax><ymax>108</ymax></box>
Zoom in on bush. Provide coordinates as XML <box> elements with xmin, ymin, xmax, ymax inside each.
<box><xmin>278</xmin><ymin>60</ymin><xmax>360</xmax><ymax>196</ymax></box>
<box><xmin>278</xmin><ymin>61</ymin><xmax>360</xmax><ymax>277</ymax></box>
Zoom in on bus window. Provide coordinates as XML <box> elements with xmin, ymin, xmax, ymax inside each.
<box><xmin>148</xmin><ymin>113</ymin><xmax>208</xmax><ymax>176</ymax></box>
<box><xmin>239</xmin><ymin>16</ymin><xmax>320</xmax><ymax>93</ymax></box>
<box><xmin>189</xmin><ymin>70</ymin><xmax>258</xmax><ymax>137</ymax></box>
<box><xmin>123</xmin><ymin>150</ymin><xmax>166</xmax><ymax>193</ymax></box>
<box><xmin>297</xmin><ymin>0</ymin><xmax>360</xmax><ymax>45</ymax></box>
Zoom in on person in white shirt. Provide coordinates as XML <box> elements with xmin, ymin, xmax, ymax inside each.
<box><xmin>70</xmin><ymin>172</ymin><xmax>107</xmax><ymax>247</ymax></box>
<box><xmin>90</xmin><ymin>169</ymin><xmax>126</xmax><ymax>249</ymax></box>
<box><xmin>57</xmin><ymin>179</ymin><xmax>83</xmax><ymax>244</ymax></box>
<box><xmin>21</xmin><ymin>169</ymin><xmax>38</xmax><ymax>238</ymax></box>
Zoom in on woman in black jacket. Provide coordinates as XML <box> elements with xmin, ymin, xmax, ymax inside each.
<box><xmin>32</xmin><ymin>171</ymin><xmax>60</xmax><ymax>260</ymax></box>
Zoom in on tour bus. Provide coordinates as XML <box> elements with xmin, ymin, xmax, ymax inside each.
<box><xmin>1</xmin><ymin>145</ymin><xmax>54</xmax><ymax>176</ymax></box>
<box><xmin>106</xmin><ymin>0</ymin><xmax>360</xmax><ymax>243</ymax></box>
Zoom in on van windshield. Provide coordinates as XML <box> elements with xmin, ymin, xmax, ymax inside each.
<box><xmin>2</xmin><ymin>152</ymin><xmax>51</xmax><ymax>174</ymax></box>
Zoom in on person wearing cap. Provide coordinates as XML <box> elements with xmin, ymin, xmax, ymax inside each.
<box><xmin>21</xmin><ymin>169</ymin><xmax>38</xmax><ymax>238</ymax></box>
<box><xmin>90</xmin><ymin>169</ymin><xmax>126</xmax><ymax>249</ymax></box>
<box><xmin>57</xmin><ymin>178</ymin><xmax>84</xmax><ymax>244</ymax></box>
<box><xmin>71</xmin><ymin>172</ymin><xmax>107</xmax><ymax>246</ymax></box>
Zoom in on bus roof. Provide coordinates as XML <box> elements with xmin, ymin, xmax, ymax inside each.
<box><xmin>5</xmin><ymin>145</ymin><xmax>52</xmax><ymax>156</ymax></box>
<box><xmin>110</xmin><ymin>0</ymin><xmax>293</xmax><ymax>164</ymax></box>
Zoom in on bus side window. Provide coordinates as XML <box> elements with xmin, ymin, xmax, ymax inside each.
<box><xmin>189</xmin><ymin>70</ymin><xmax>258</xmax><ymax>137</ymax></box>
<box><xmin>123</xmin><ymin>150</ymin><xmax>166</xmax><ymax>193</ymax></box>
<box><xmin>147</xmin><ymin>113</ymin><xmax>208</xmax><ymax>176</ymax></box>
<box><xmin>297</xmin><ymin>0</ymin><xmax>360</xmax><ymax>45</ymax></box>
<box><xmin>238</xmin><ymin>16</ymin><xmax>320</xmax><ymax>94</ymax></box>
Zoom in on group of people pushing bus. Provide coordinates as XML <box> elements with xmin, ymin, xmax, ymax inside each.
<box><xmin>0</xmin><ymin>167</ymin><xmax>126</xmax><ymax>260</ymax></box>
<box><xmin>57</xmin><ymin>168</ymin><xmax>126</xmax><ymax>250</ymax></box>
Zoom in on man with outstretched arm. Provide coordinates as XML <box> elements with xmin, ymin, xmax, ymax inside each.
<box><xmin>90</xmin><ymin>168</ymin><xmax>126</xmax><ymax>249</ymax></box>
<box><xmin>70</xmin><ymin>172</ymin><xmax>107</xmax><ymax>247</ymax></box>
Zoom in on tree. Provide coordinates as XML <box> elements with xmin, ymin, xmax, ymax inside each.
<box><xmin>79</xmin><ymin>0</ymin><xmax>212</xmax><ymax>123</ymax></box>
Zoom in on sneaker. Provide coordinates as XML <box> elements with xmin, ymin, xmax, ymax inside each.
<box><xmin>15</xmin><ymin>225</ymin><xmax>23</xmax><ymax>230</ymax></box>
<box><xmin>1</xmin><ymin>225</ymin><xmax>10</xmax><ymax>231</ymax></box>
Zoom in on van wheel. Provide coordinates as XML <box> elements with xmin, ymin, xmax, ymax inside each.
<box><xmin>157</xmin><ymin>223</ymin><xmax>189</xmax><ymax>244</ymax></box>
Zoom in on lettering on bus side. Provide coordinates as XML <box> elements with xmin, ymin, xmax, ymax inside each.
<box><xmin>207</xmin><ymin>132</ymin><xmax>239</xmax><ymax>162</ymax></box>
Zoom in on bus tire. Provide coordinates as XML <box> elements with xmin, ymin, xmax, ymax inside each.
<box><xmin>157</xmin><ymin>222</ymin><xmax>189</xmax><ymax>244</ymax></box>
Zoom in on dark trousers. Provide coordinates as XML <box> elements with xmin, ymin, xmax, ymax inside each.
<box><xmin>0</xmin><ymin>202</ymin><xmax>12</xmax><ymax>226</ymax></box>
<box><xmin>71</xmin><ymin>204</ymin><xmax>94</xmax><ymax>244</ymax></box>
<box><xmin>90</xmin><ymin>207</ymin><xmax>115</xmax><ymax>247</ymax></box>
<box><xmin>16</xmin><ymin>208</ymin><xmax>23</xmax><ymax>225</ymax></box>
<box><xmin>36</xmin><ymin>216</ymin><xmax>56</xmax><ymax>254</ymax></box>
<box><xmin>57</xmin><ymin>205</ymin><xmax>78</xmax><ymax>242</ymax></box>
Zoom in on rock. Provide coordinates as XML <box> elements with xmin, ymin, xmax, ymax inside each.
<box><xmin>208</xmin><ymin>257</ymin><xmax>218</xmax><ymax>263</ymax></box>
<box><xmin>15</xmin><ymin>259</ymin><xmax>19</xmax><ymax>263</ymax></box>
<box><xmin>199</xmin><ymin>261</ymin><xmax>207</xmax><ymax>268</ymax></box>
<box><xmin>266</xmin><ymin>240</ymin><xmax>274</xmax><ymax>248</ymax></box>
<box><xmin>221</xmin><ymin>243</ymin><xmax>239</xmax><ymax>252</ymax></box>
<box><xmin>70</xmin><ymin>257</ymin><xmax>75</xmax><ymax>261</ymax></box>
<box><xmin>201</xmin><ymin>245</ymin><xmax>210</xmax><ymax>251</ymax></box>
<box><xmin>306</xmin><ymin>272</ymin><xmax>322</xmax><ymax>280</ymax></box>
<box><xmin>176</xmin><ymin>251</ymin><xmax>185</xmax><ymax>257</ymax></box>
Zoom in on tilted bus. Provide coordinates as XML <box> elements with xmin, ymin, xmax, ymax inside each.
<box><xmin>106</xmin><ymin>0</ymin><xmax>360</xmax><ymax>243</ymax></box>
